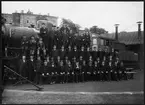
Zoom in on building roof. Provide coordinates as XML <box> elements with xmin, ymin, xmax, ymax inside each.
<box><xmin>100</xmin><ymin>31</ymin><xmax>144</xmax><ymax>45</ymax></box>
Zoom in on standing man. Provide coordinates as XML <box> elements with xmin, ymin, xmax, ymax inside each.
<box><xmin>40</xmin><ymin>23</ymin><xmax>48</xmax><ymax>49</ymax></box>
<box><xmin>34</xmin><ymin>56</ymin><xmax>42</xmax><ymax>84</ymax></box>
<box><xmin>27</xmin><ymin>55</ymin><xmax>35</xmax><ymax>82</ymax></box>
<box><xmin>29</xmin><ymin>36</ymin><xmax>37</xmax><ymax>58</ymax></box>
<box><xmin>19</xmin><ymin>55</ymin><xmax>28</xmax><ymax>82</ymax></box>
<box><xmin>21</xmin><ymin>35</ymin><xmax>29</xmax><ymax>57</ymax></box>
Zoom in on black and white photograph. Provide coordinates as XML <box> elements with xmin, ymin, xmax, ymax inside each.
<box><xmin>1</xmin><ymin>1</ymin><xmax>144</xmax><ymax>104</ymax></box>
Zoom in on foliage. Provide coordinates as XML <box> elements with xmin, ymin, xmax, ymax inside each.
<box><xmin>61</xmin><ymin>18</ymin><xmax>81</xmax><ymax>34</ymax></box>
<box><xmin>89</xmin><ymin>26</ymin><xmax>108</xmax><ymax>35</ymax></box>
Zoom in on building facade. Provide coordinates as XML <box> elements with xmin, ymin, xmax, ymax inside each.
<box><xmin>2</xmin><ymin>10</ymin><xmax>58</xmax><ymax>28</ymax></box>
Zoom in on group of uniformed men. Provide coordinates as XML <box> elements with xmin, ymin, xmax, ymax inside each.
<box><xmin>19</xmin><ymin>24</ymin><xmax>128</xmax><ymax>85</ymax></box>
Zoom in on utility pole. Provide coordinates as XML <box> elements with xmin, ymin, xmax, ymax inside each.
<box><xmin>137</xmin><ymin>21</ymin><xmax>142</xmax><ymax>70</ymax></box>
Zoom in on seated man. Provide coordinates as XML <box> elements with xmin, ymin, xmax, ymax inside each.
<box><xmin>119</xmin><ymin>61</ymin><xmax>128</xmax><ymax>80</ymax></box>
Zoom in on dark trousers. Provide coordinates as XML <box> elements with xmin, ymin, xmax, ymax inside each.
<box><xmin>112</xmin><ymin>72</ymin><xmax>118</xmax><ymax>81</ymax></box>
<box><xmin>99</xmin><ymin>72</ymin><xmax>104</xmax><ymax>81</ymax></box>
<box><xmin>70</xmin><ymin>72</ymin><xmax>75</xmax><ymax>83</ymax></box>
<box><xmin>96</xmin><ymin>73</ymin><xmax>100</xmax><ymax>81</ymax></box>
<box><xmin>80</xmin><ymin>73</ymin><xmax>85</xmax><ymax>82</ymax></box>
<box><xmin>40</xmin><ymin>75</ymin><xmax>52</xmax><ymax>84</ymax></box>
<box><xmin>34</xmin><ymin>72</ymin><xmax>41</xmax><ymax>84</ymax></box>
<box><xmin>64</xmin><ymin>73</ymin><xmax>70</xmax><ymax>83</ymax></box>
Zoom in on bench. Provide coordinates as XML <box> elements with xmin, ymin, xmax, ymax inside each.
<box><xmin>126</xmin><ymin>68</ymin><xmax>134</xmax><ymax>71</ymax></box>
<box><xmin>126</xmin><ymin>71</ymin><xmax>137</xmax><ymax>79</ymax></box>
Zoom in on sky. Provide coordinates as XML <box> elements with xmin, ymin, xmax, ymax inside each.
<box><xmin>2</xmin><ymin>1</ymin><xmax>144</xmax><ymax>33</ymax></box>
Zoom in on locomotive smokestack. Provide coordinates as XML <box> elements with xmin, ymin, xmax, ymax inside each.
<box><xmin>115</xmin><ymin>24</ymin><xmax>119</xmax><ymax>41</ymax></box>
<box><xmin>137</xmin><ymin>21</ymin><xmax>142</xmax><ymax>42</ymax></box>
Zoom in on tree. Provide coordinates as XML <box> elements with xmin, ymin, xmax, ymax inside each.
<box><xmin>89</xmin><ymin>26</ymin><xmax>108</xmax><ymax>35</ymax></box>
<box><xmin>61</xmin><ymin>18</ymin><xmax>81</xmax><ymax>34</ymax></box>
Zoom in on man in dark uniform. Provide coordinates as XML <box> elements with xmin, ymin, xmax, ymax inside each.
<box><xmin>40</xmin><ymin>60</ymin><xmax>50</xmax><ymax>84</ymax></box>
<box><xmin>19</xmin><ymin>55</ymin><xmax>28</xmax><ymax>83</ymax></box>
<box><xmin>71</xmin><ymin>57</ymin><xmax>77</xmax><ymax>82</ymax></box>
<box><xmin>60</xmin><ymin>60</ymin><xmax>65</xmax><ymax>84</ymax></box>
<box><xmin>73</xmin><ymin>46</ymin><xmax>79</xmax><ymax>60</ymax></box>
<box><xmin>78</xmin><ymin>56</ymin><xmax>83</xmax><ymax>82</ymax></box>
<box><xmin>59</xmin><ymin>45</ymin><xmax>66</xmax><ymax>61</ymax></box>
<box><xmin>98</xmin><ymin>48</ymin><xmax>103</xmax><ymax>61</ymax></box>
<box><xmin>67</xmin><ymin>31</ymin><xmax>73</xmax><ymax>47</ymax></box>
<box><xmin>93</xmin><ymin>61</ymin><xmax>99</xmax><ymax>81</ymax></box>
<box><xmin>40</xmin><ymin>23</ymin><xmax>49</xmax><ymax>49</ymax></box>
<box><xmin>107</xmin><ymin>61</ymin><xmax>114</xmax><ymax>81</ymax></box>
<box><xmin>81</xmin><ymin>60</ymin><xmax>86</xmax><ymax>82</ymax></box>
<box><xmin>88</xmin><ymin>56</ymin><xmax>93</xmax><ymax>81</ymax></box>
<box><xmin>79</xmin><ymin>46</ymin><xmax>85</xmax><ymax>59</ymax></box>
<box><xmin>21</xmin><ymin>35</ymin><xmax>29</xmax><ymax>57</ymax></box>
<box><xmin>50</xmin><ymin>60</ymin><xmax>57</xmax><ymax>84</ymax></box>
<box><xmin>53</xmin><ymin>27</ymin><xmax>59</xmax><ymax>48</ymax></box>
<box><xmin>37</xmin><ymin>38</ymin><xmax>45</xmax><ymax>60</ymax></box>
<box><xmin>109</xmin><ymin>48</ymin><xmax>116</xmax><ymax>60</ymax></box>
<box><xmin>113</xmin><ymin>61</ymin><xmax>119</xmax><ymax>81</ymax></box>
<box><xmin>51</xmin><ymin>45</ymin><xmax>59</xmax><ymax>61</ymax></box>
<box><xmin>119</xmin><ymin>61</ymin><xmax>128</xmax><ymax>80</ymax></box>
<box><xmin>92</xmin><ymin>47</ymin><xmax>98</xmax><ymax>61</ymax></box>
<box><xmin>64</xmin><ymin>60</ymin><xmax>71</xmax><ymax>83</ymax></box>
<box><xmin>97</xmin><ymin>57</ymin><xmax>101</xmax><ymax>81</ymax></box>
<box><xmin>84</xmin><ymin>47</ymin><xmax>90</xmax><ymax>61</ymax></box>
<box><xmin>27</xmin><ymin>55</ymin><xmax>35</xmax><ymax>82</ymax></box>
<box><xmin>34</xmin><ymin>56</ymin><xmax>42</xmax><ymax>84</ymax></box>
<box><xmin>67</xmin><ymin>45</ymin><xmax>73</xmax><ymax>61</ymax></box>
<box><xmin>74</xmin><ymin>62</ymin><xmax>81</xmax><ymax>83</ymax></box>
<box><xmin>29</xmin><ymin>36</ymin><xmax>37</xmax><ymax>58</ymax></box>
<box><xmin>100</xmin><ymin>61</ymin><xmax>106</xmax><ymax>81</ymax></box>
<box><xmin>104</xmin><ymin>48</ymin><xmax>109</xmax><ymax>60</ymax></box>
<box><xmin>55</xmin><ymin>57</ymin><xmax>61</xmax><ymax>83</ymax></box>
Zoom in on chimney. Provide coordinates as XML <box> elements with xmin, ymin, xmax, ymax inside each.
<box><xmin>115</xmin><ymin>24</ymin><xmax>119</xmax><ymax>41</ymax></box>
<box><xmin>137</xmin><ymin>21</ymin><xmax>142</xmax><ymax>42</ymax></box>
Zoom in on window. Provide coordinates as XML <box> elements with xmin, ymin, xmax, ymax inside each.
<box><xmin>100</xmin><ymin>39</ymin><xmax>104</xmax><ymax>45</ymax></box>
<box><xmin>93</xmin><ymin>39</ymin><xmax>97</xmax><ymax>45</ymax></box>
<box><xmin>106</xmin><ymin>40</ymin><xmax>109</xmax><ymax>46</ymax></box>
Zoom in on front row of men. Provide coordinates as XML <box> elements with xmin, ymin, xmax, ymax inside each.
<box><xmin>19</xmin><ymin>54</ymin><xmax>128</xmax><ymax>85</ymax></box>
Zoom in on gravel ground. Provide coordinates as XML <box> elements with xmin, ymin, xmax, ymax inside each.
<box><xmin>2</xmin><ymin>92</ymin><xmax>144</xmax><ymax>104</ymax></box>
<box><xmin>2</xmin><ymin>70</ymin><xmax>144</xmax><ymax>104</ymax></box>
